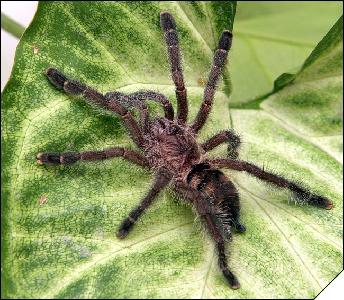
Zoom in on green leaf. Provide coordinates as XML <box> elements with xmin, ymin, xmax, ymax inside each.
<box><xmin>273</xmin><ymin>15</ymin><xmax>343</xmax><ymax>91</ymax></box>
<box><xmin>1</xmin><ymin>2</ymin><xmax>342</xmax><ymax>299</ymax></box>
<box><xmin>261</xmin><ymin>15</ymin><xmax>343</xmax><ymax>154</ymax></box>
<box><xmin>230</xmin><ymin>1</ymin><xmax>342</xmax><ymax>104</ymax></box>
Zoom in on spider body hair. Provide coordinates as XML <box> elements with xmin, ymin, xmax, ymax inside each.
<box><xmin>37</xmin><ymin>11</ymin><xmax>333</xmax><ymax>289</ymax></box>
<box><xmin>144</xmin><ymin>118</ymin><xmax>202</xmax><ymax>177</ymax></box>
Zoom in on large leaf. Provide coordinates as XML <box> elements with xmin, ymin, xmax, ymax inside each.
<box><xmin>1</xmin><ymin>1</ymin><xmax>342</xmax><ymax>299</ymax></box>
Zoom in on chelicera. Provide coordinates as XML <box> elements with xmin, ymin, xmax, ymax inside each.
<box><xmin>37</xmin><ymin>12</ymin><xmax>333</xmax><ymax>289</ymax></box>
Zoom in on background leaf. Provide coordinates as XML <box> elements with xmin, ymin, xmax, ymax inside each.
<box><xmin>1</xmin><ymin>1</ymin><xmax>342</xmax><ymax>299</ymax></box>
<box><xmin>230</xmin><ymin>1</ymin><xmax>342</xmax><ymax>104</ymax></box>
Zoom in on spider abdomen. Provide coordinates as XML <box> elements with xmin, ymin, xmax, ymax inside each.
<box><xmin>187</xmin><ymin>164</ymin><xmax>242</xmax><ymax>239</ymax></box>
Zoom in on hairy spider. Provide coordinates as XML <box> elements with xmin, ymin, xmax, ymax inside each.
<box><xmin>37</xmin><ymin>12</ymin><xmax>333</xmax><ymax>289</ymax></box>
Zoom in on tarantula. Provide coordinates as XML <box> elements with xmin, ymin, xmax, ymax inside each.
<box><xmin>37</xmin><ymin>12</ymin><xmax>333</xmax><ymax>289</ymax></box>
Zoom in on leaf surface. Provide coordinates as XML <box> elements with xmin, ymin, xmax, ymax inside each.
<box><xmin>1</xmin><ymin>1</ymin><xmax>342</xmax><ymax>299</ymax></box>
<box><xmin>230</xmin><ymin>1</ymin><xmax>342</xmax><ymax>104</ymax></box>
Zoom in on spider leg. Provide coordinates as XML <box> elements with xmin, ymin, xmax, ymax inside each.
<box><xmin>105</xmin><ymin>90</ymin><xmax>175</xmax><ymax>132</ymax></box>
<box><xmin>160</xmin><ymin>12</ymin><xmax>188</xmax><ymax>123</ymax></box>
<box><xmin>209</xmin><ymin>158</ymin><xmax>333</xmax><ymax>209</ymax></box>
<box><xmin>45</xmin><ymin>68</ymin><xmax>145</xmax><ymax>148</ymax></box>
<box><xmin>201</xmin><ymin>129</ymin><xmax>241</xmax><ymax>159</ymax></box>
<box><xmin>105</xmin><ymin>91</ymin><xmax>150</xmax><ymax>133</ymax></box>
<box><xmin>191</xmin><ymin>31</ymin><xmax>232</xmax><ymax>133</ymax></box>
<box><xmin>117</xmin><ymin>168</ymin><xmax>171</xmax><ymax>239</ymax></box>
<box><xmin>36</xmin><ymin>147</ymin><xmax>149</xmax><ymax>168</ymax></box>
<box><xmin>127</xmin><ymin>91</ymin><xmax>174</xmax><ymax>121</ymax></box>
<box><xmin>217</xmin><ymin>241</ymin><xmax>240</xmax><ymax>289</ymax></box>
<box><xmin>174</xmin><ymin>182</ymin><xmax>240</xmax><ymax>289</ymax></box>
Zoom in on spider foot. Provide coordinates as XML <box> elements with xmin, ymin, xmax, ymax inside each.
<box><xmin>36</xmin><ymin>152</ymin><xmax>60</xmax><ymax>165</ymax></box>
<box><xmin>219</xmin><ymin>30</ymin><xmax>233</xmax><ymax>51</ymax></box>
<box><xmin>160</xmin><ymin>11</ymin><xmax>176</xmax><ymax>31</ymax></box>
<box><xmin>45</xmin><ymin>68</ymin><xmax>68</xmax><ymax>89</ymax></box>
<box><xmin>222</xmin><ymin>269</ymin><xmax>240</xmax><ymax>289</ymax></box>
<box><xmin>305</xmin><ymin>194</ymin><xmax>333</xmax><ymax>210</ymax></box>
<box><xmin>235</xmin><ymin>222</ymin><xmax>246</xmax><ymax>233</ymax></box>
<box><xmin>326</xmin><ymin>199</ymin><xmax>334</xmax><ymax>210</ymax></box>
<box><xmin>229</xmin><ymin>220</ymin><xmax>246</xmax><ymax>233</ymax></box>
<box><xmin>116</xmin><ymin>217</ymin><xmax>134</xmax><ymax>239</ymax></box>
<box><xmin>116</xmin><ymin>229</ymin><xmax>130</xmax><ymax>239</ymax></box>
<box><xmin>45</xmin><ymin>68</ymin><xmax>85</xmax><ymax>95</ymax></box>
<box><xmin>36</xmin><ymin>152</ymin><xmax>80</xmax><ymax>165</ymax></box>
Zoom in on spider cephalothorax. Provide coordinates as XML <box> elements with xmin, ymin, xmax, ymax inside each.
<box><xmin>145</xmin><ymin>118</ymin><xmax>202</xmax><ymax>177</ymax></box>
<box><xmin>37</xmin><ymin>12</ymin><xmax>333</xmax><ymax>289</ymax></box>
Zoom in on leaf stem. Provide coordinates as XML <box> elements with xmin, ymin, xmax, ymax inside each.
<box><xmin>1</xmin><ymin>12</ymin><xmax>25</xmax><ymax>39</ymax></box>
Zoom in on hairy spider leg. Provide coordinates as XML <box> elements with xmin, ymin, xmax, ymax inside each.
<box><xmin>160</xmin><ymin>12</ymin><xmax>188</xmax><ymax>123</ymax></box>
<box><xmin>117</xmin><ymin>168</ymin><xmax>171</xmax><ymax>239</ymax></box>
<box><xmin>37</xmin><ymin>148</ymin><xmax>149</xmax><ymax>167</ymax></box>
<box><xmin>105</xmin><ymin>91</ymin><xmax>175</xmax><ymax>133</ymax></box>
<box><xmin>129</xmin><ymin>91</ymin><xmax>174</xmax><ymax>121</ymax></box>
<box><xmin>209</xmin><ymin>158</ymin><xmax>333</xmax><ymax>209</ymax></box>
<box><xmin>127</xmin><ymin>91</ymin><xmax>174</xmax><ymax>121</ymax></box>
<box><xmin>217</xmin><ymin>241</ymin><xmax>240</xmax><ymax>289</ymax></box>
<box><xmin>45</xmin><ymin>68</ymin><xmax>145</xmax><ymax>148</ymax></box>
<box><xmin>174</xmin><ymin>182</ymin><xmax>240</xmax><ymax>289</ymax></box>
<box><xmin>191</xmin><ymin>31</ymin><xmax>232</xmax><ymax>133</ymax></box>
<box><xmin>105</xmin><ymin>91</ymin><xmax>150</xmax><ymax>133</ymax></box>
<box><xmin>202</xmin><ymin>129</ymin><xmax>241</xmax><ymax>159</ymax></box>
